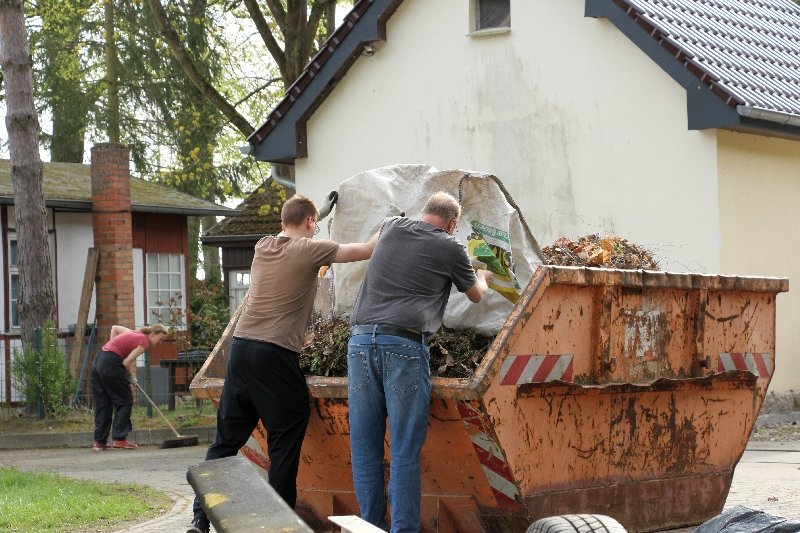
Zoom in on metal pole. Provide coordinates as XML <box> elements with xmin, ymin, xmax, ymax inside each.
<box><xmin>144</xmin><ymin>348</ymin><xmax>152</xmax><ymax>418</ymax></box>
<box><xmin>34</xmin><ymin>327</ymin><xmax>44</xmax><ymax>419</ymax></box>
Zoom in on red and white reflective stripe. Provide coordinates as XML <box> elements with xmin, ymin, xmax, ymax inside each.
<box><xmin>498</xmin><ymin>354</ymin><xmax>573</xmax><ymax>385</ymax></box>
<box><xmin>457</xmin><ymin>401</ymin><xmax>519</xmax><ymax>507</ymax></box>
<box><xmin>717</xmin><ymin>352</ymin><xmax>772</xmax><ymax>377</ymax></box>
<box><xmin>241</xmin><ymin>443</ymin><xmax>270</xmax><ymax>471</ymax></box>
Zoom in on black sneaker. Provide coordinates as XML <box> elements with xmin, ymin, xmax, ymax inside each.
<box><xmin>186</xmin><ymin>514</ymin><xmax>210</xmax><ymax>533</ymax></box>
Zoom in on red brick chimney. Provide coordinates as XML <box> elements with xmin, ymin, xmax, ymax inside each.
<box><xmin>91</xmin><ymin>143</ymin><xmax>135</xmax><ymax>347</ymax></box>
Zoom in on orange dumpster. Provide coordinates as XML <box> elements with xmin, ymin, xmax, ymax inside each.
<box><xmin>191</xmin><ymin>266</ymin><xmax>788</xmax><ymax>532</ymax></box>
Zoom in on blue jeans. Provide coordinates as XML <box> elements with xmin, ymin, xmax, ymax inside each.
<box><xmin>347</xmin><ymin>331</ymin><xmax>431</xmax><ymax>533</ymax></box>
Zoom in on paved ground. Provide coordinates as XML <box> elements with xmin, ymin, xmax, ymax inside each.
<box><xmin>0</xmin><ymin>441</ymin><xmax>798</xmax><ymax>532</ymax></box>
<box><xmin>723</xmin><ymin>442</ymin><xmax>800</xmax><ymax>521</ymax></box>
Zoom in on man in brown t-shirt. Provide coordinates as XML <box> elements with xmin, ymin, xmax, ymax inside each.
<box><xmin>188</xmin><ymin>194</ymin><xmax>376</xmax><ymax>533</ymax></box>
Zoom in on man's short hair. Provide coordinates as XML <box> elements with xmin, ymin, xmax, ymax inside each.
<box><xmin>281</xmin><ymin>194</ymin><xmax>318</xmax><ymax>227</ymax></box>
<box><xmin>422</xmin><ymin>191</ymin><xmax>461</xmax><ymax>222</ymax></box>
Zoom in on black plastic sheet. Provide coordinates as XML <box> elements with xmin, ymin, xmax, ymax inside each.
<box><xmin>695</xmin><ymin>505</ymin><xmax>800</xmax><ymax>533</ymax></box>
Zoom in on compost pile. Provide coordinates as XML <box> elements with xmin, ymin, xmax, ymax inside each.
<box><xmin>541</xmin><ymin>234</ymin><xmax>659</xmax><ymax>270</ymax></box>
<box><xmin>301</xmin><ymin>234</ymin><xmax>659</xmax><ymax>378</ymax></box>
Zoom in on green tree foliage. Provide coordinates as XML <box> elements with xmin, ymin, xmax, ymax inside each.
<box><xmin>11</xmin><ymin>321</ymin><xmax>75</xmax><ymax>417</ymax></box>
<box><xmin>29</xmin><ymin>0</ymin><xmax>99</xmax><ymax>162</ymax></box>
<box><xmin>188</xmin><ymin>277</ymin><xmax>229</xmax><ymax>349</ymax></box>
<box><xmin>20</xmin><ymin>0</ymin><xmax>351</xmax><ymax>281</ymax></box>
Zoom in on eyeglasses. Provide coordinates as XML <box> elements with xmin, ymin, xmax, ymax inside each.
<box><xmin>309</xmin><ymin>217</ymin><xmax>320</xmax><ymax>236</ymax></box>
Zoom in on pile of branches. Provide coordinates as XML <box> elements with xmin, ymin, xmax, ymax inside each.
<box><xmin>300</xmin><ymin>316</ymin><xmax>494</xmax><ymax>379</ymax></box>
<box><xmin>300</xmin><ymin>315</ymin><xmax>351</xmax><ymax>377</ymax></box>
<box><xmin>541</xmin><ymin>234</ymin><xmax>659</xmax><ymax>270</ymax></box>
<box><xmin>428</xmin><ymin>328</ymin><xmax>495</xmax><ymax>378</ymax></box>
<box><xmin>301</xmin><ymin>234</ymin><xmax>658</xmax><ymax>378</ymax></box>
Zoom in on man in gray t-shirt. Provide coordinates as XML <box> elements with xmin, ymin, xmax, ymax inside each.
<box><xmin>347</xmin><ymin>191</ymin><xmax>492</xmax><ymax>533</ymax></box>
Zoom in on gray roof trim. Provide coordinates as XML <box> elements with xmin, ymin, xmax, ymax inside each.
<box><xmin>0</xmin><ymin>197</ymin><xmax>239</xmax><ymax>217</ymax></box>
<box><xmin>586</xmin><ymin>0</ymin><xmax>800</xmax><ymax>139</ymax></box>
<box><xmin>248</xmin><ymin>0</ymin><xmax>403</xmax><ymax>163</ymax></box>
<box><xmin>0</xmin><ymin>198</ymin><xmax>93</xmax><ymax>210</ymax></box>
<box><xmin>131</xmin><ymin>205</ymin><xmax>241</xmax><ymax>216</ymax></box>
<box><xmin>201</xmin><ymin>234</ymin><xmax>261</xmax><ymax>245</ymax></box>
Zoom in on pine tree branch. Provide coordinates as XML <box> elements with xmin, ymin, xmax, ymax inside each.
<box><xmin>146</xmin><ymin>0</ymin><xmax>254</xmax><ymax>137</ymax></box>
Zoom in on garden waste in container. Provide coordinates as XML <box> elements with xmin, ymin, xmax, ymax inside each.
<box><xmin>191</xmin><ymin>265</ymin><xmax>787</xmax><ymax>532</ymax></box>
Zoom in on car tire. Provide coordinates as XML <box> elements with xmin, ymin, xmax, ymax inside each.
<box><xmin>526</xmin><ymin>514</ymin><xmax>628</xmax><ymax>533</ymax></box>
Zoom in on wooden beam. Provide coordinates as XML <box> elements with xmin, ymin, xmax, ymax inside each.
<box><xmin>69</xmin><ymin>248</ymin><xmax>98</xmax><ymax>377</ymax></box>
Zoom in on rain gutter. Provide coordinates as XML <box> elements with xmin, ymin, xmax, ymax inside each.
<box><xmin>737</xmin><ymin>106</ymin><xmax>800</xmax><ymax>128</ymax></box>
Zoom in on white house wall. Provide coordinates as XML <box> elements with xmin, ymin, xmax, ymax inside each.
<box><xmin>7</xmin><ymin>206</ymin><xmax>55</xmax><ymax>231</ymax></box>
<box><xmin>6</xmin><ymin>213</ymin><xmax>150</xmax><ymax>335</ymax></box>
<box><xmin>54</xmin><ymin>212</ymin><xmax>95</xmax><ymax>330</ymax></box>
<box><xmin>5</xmin><ymin>207</ymin><xmax>55</xmax><ymax>331</ymax></box>
<box><xmin>718</xmin><ymin>131</ymin><xmax>800</xmax><ymax>393</ymax></box>
<box><xmin>134</xmin><ymin>248</ymin><xmax>144</xmax><ymax>328</ymax></box>
<box><xmin>297</xmin><ymin>0</ymin><xmax>721</xmax><ymax>273</ymax></box>
<box><xmin>3</xmin><ymin>337</ymin><xmax>24</xmax><ymax>401</ymax></box>
<box><xmin>0</xmin><ymin>212</ymin><xmax>5</xmax><ymax>330</ymax></box>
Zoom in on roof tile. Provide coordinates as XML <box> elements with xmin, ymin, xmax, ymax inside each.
<box><xmin>622</xmin><ymin>0</ymin><xmax>800</xmax><ymax>116</ymax></box>
<box><xmin>204</xmin><ymin>180</ymin><xmax>285</xmax><ymax>238</ymax></box>
<box><xmin>0</xmin><ymin>160</ymin><xmax>235</xmax><ymax>216</ymax></box>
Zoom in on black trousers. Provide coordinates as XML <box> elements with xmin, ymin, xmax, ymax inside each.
<box><xmin>91</xmin><ymin>350</ymin><xmax>133</xmax><ymax>443</ymax></box>
<box><xmin>192</xmin><ymin>337</ymin><xmax>310</xmax><ymax>520</ymax></box>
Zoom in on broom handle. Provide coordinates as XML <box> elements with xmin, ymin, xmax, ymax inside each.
<box><xmin>135</xmin><ymin>382</ymin><xmax>182</xmax><ymax>438</ymax></box>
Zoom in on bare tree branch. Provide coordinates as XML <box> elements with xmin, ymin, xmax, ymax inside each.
<box><xmin>305</xmin><ymin>0</ymin><xmax>335</xmax><ymax>58</ymax></box>
<box><xmin>263</xmin><ymin>0</ymin><xmax>287</xmax><ymax>35</ymax></box>
<box><xmin>234</xmin><ymin>77</ymin><xmax>281</xmax><ymax>106</ymax></box>
<box><xmin>243</xmin><ymin>0</ymin><xmax>287</xmax><ymax>83</ymax></box>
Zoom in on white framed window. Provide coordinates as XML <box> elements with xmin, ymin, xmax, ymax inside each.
<box><xmin>8</xmin><ymin>239</ymin><xmax>19</xmax><ymax>329</ymax></box>
<box><xmin>472</xmin><ymin>0</ymin><xmax>510</xmax><ymax>31</ymax></box>
<box><xmin>6</xmin><ymin>231</ymin><xmax>55</xmax><ymax>331</ymax></box>
<box><xmin>146</xmin><ymin>253</ymin><xmax>185</xmax><ymax>328</ymax></box>
<box><xmin>229</xmin><ymin>270</ymin><xmax>250</xmax><ymax>314</ymax></box>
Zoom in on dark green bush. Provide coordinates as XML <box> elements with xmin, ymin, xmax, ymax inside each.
<box><xmin>11</xmin><ymin>321</ymin><xmax>75</xmax><ymax>417</ymax></box>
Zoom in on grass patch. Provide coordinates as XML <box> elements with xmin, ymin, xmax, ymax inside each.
<box><xmin>0</xmin><ymin>467</ymin><xmax>170</xmax><ymax>532</ymax></box>
<box><xmin>0</xmin><ymin>401</ymin><xmax>216</xmax><ymax>435</ymax></box>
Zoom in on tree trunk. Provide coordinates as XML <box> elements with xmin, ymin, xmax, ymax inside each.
<box><xmin>284</xmin><ymin>0</ymin><xmax>308</xmax><ymax>86</ymax></box>
<box><xmin>201</xmin><ymin>215</ymin><xmax>220</xmax><ymax>282</ymax></box>
<box><xmin>105</xmin><ymin>0</ymin><xmax>120</xmax><ymax>142</ymax></box>
<box><xmin>0</xmin><ymin>0</ymin><xmax>57</xmax><ymax>345</ymax></box>
<box><xmin>187</xmin><ymin>216</ymin><xmax>200</xmax><ymax>279</ymax></box>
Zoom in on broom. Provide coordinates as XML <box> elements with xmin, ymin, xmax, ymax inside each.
<box><xmin>135</xmin><ymin>382</ymin><xmax>199</xmax><ymax>448</ymax></box>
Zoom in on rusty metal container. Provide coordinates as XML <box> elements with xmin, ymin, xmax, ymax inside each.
<box><xmin>191</xmin><ymin>266</ymin><xmax>788</xmax><ymax>532</ymax></box>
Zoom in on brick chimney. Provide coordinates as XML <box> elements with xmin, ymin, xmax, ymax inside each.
<box><xmin>91</xmin><ymin>143</ymin><xmax>135</xmax><ymax>347</ymax></box>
